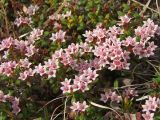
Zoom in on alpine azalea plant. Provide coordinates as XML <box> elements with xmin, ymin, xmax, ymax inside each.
<box><xmin>0</xmin><ymin>1</ymin><xmax>160</xmax><ymax>119</ymax></box>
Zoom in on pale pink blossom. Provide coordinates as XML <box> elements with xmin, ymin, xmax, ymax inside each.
<box><xmin>70</xmin><ymin>101</ymin><xmax>88</xmax><ymax>112</ymax></box>
<box><xmin>28</xmin><ymin>28</ymin><xmax>43</xmax><ymax>44</ymax></box>
<box><xmin>35</xmin><ymin>63</ymin><xmax>46</xmax><ymax>76</ymax></box>
<box><xmin>0</xmin><ymin>90</ymin><xmax>6</xmax><ymax>102</ymax></box>
<box><xmin>60</xmin><ymin>78</ymin><xmax>72</xmax><ymax>94</ymax></box>
<box><xmin>26</xmin><ymin>5</ymin><xmax>39</xmax><ymax>15</ymax></box>
<box><xmin>14</xmin><ymin>17</ymin><xmax>32</xmax><ymax>27</ymax></box>
<box><xmin>0</xmin><ymin>37</ymin><xmax>14</xmax><ymax>51</ymax></box>
<box><xmin>11</xmin><ymin>97</ymin><xmax>21</xmax><ymax>115</ymax></box>
<box><xmin>50</xmin><ymin>30</ymin><xmax>66</xmax><ymax>42</ymax></box>
<box><xmin>62</xmin><ymin>11</ymin><xmax>71</xmax><ymax>18</ymax></box>
<box><xmin>19</xmin><ymin>58</ymin><xmax>32</xmax><ymax>68</ymax></box>
<box><xmin>142</xmin><ymin>112</ymin><xmax>154</xmax><ymax>120</ymax></box>
<box><xmin>25</xmin><ymin>44</ymin><xmax>38</xmax><ymax>57</ymax></box>
<box><xmin>100</xmin><ymin>90</ymin><xmax>121</xmax><ymax>103</ymax></box>
<box><xmin>19</xmin><ymin>71</ymin><xmax>29</xmax><ymax>80</ymax></box>
<box><xmin>118</xmin><ymin>15</ymin><xmax>131</xmax><ymax>26</ymax></box>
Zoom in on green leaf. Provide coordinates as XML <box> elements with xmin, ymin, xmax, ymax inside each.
<box><xmin>114</xmin><ymin>80</ymin><xmax>119</xmax><ymax>89</ymax></box>
<box><xmin>122</xmin><ymin>4</ymin><xmax>130</xmax><ymax>12</ymax></box>
<box><xmin>117</xmin><ymin>11</ymin><xmax>124</xmax><ymax>16</ymax></box>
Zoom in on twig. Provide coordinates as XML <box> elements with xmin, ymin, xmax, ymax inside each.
<box><xmin>0</xmin><ymin>1</ymin><xmax>9</xmax><ymax>36</ymax></box>
<box><xmin>113</xmin><ymin>81</ymin><xmax>151</xmax><ymax>90</ymax></box>
<box><xmin>131</xmin><ymin>0</ymin><xmax>159</xmax><ymax>14</ymax></box>
<box><xmin>140</xmin><ymin>0</ymin><xmax>152</xmax><ymax>15</ymax></box>
<box><xmin>19</xmin><ymin>32</ymin><xmax>30</xmax><ymax>39</ymax></box>
<box><xmin>156</xmin><ymin>0</ymin><xmax>160</xmax><ymax>18</ymax></box>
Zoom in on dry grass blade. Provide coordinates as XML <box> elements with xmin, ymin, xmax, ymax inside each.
<box><xmin>89</xmin><ymin>101</ymin><xmax>123</xmax><ymax>120</ymax></box>
<box><xmin>37</xmin><ymin>96</ymin><xmax>65</xmax><ymax>113</ymax></box>
<box><xmin>50</xmin><ymin>104</ymin><xmax>63</xmax><ymax>120</ymax></box>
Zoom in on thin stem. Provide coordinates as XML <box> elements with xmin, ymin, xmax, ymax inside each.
<box><xmin>50</xmin><ymin>104</ymin><xmax>63</xmax><ymax>120</ymax></box>
<box><xmin>37</xmin><ymin>96</ymin><xmax>65</xmax><ymax>113</ymax></box>
<box><xmin>0</xmin><ymin>1</ymin><xmax>9</xmax><ymax>36</ymax></box>
<box><xmin>63</xmin><ymin>96</ymin><xmax>68</xmax><ymax>120</ymax></box>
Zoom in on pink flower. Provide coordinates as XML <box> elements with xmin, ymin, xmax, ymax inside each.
<box><xmin>46</xmin><ymin>68</ymin><xmax>56</xmax><ymax>78</ymax></box>
<box><xmin>28</xmin><ymin>28</ymin><xmax>43</xmax><ymax>43</ymax></box>
<box><xmin>26</xmin><ymin>5</ymin><xmax>39</xmax><ymax>15</ymax></box>
<box><xmin>143</xmin><ymin>96</ymin><xmax>158</xmax><ymax>112</ymax></box>
<box><xmin>62</xmin><ymin>11</ymin><xmax>71</xmax><ymax>18</ymax></box>
<box><xmin>2</xmin><ymin>50</ymin><xmax>9</xmax><ymax>59</ymax></box>
<box><xmin>108</xmin><ymin>25</ymin><xmax>122</xmax><ymax>36</ymax></box>
<box><xmin>54</xmin><ymin>22</ymin><xmax>62</xmax><ymax>29</ymax></box>
<box><xmin>100</xmin><ymin>90</ymin><xmax>121</xmax><ymax>103</ymax></box>
<box><xmin>35</xmin><ymin>64</ymin><xmax>46</xmax><ymax>76</ymax></box>
<box><xmin>65</xmin><ymin>43</ymin><xmax>79</xmax><ymax>54</ymax></box>
<box><xmin>92</xmin><ymin>27</ymin><xmax>106</xmax><ymax>40</ymax></box>
<box><xmin>123</xmin><ymin>88</ymin><xmax>138</xmax><ymax>99</ymax></box>
<box><xmin>60</xmin><ymin>78</ymin><xmax>72</xmax><ymax>94</ymax></box>
<box><xmin>77</xmin><ymin>81</ymin><xmax>89</xmax><ymax>92</ymax></box>
<box><xmin>19</xmin><ymin>71</ymin><xmax>29</xmax><ymax>80</ymax></box>
<box><xmin>26</xmin><ymin>68</ymin><xmax>35</xmax><ymax>76</ymax></box>
<box><xmin>14</xmin><ymin>40</ymin><xmax>29</xmax><ymax>52</ymax></box>
<box><xmin>49</xmin><ymin>14</ymin><xmax>63</xmax><ymax>21</ymax></box>
<box><xmin>19</xmin><ymin>58</ymin><xmax>32</xmax><ymax>68</ymax></box>
<box><xmin>156</xmin><ymin>26</ymin><xmax>160</xmax><ymax>35</ymax></box>
<box><xmin>44</xmin><ymin>59</ymin><xmax>59</xmax><ymax>70</ymax></box>
<box><xmin>11</xmin><ymin>97</ymin><xmax>21</xmax><ymax>115</ymax></box>
<box><xmin>83</xmin><ymin>68</ymin><xmax>98</xmax><ymax>81</ymax></box>
<box><xmin>110</xmin><ymin>92</ymin><xmax>122</xmax><ymax>103</ymax></box>
<box><xmin>122</xmin><ymin>36</ymin><xmax>136</xmax><ymax>47</ymax></box>
<box><xmin>25</xmin><ymin>45</ymin><xmax>38</xmax><ymax>57</ymax></box>
<box><xmin>50</xmin><ymin>30</ymin><xmax>66</xmax><ymax>42</ymax></box>
<box><xmin>142</xmin><ymin>112</ymin><xmax>154</xmax><ymax>120</ymax></box>
<box><xmin>118</xmin><ymin>15</ymin><xmax>131</xmax><ymax>26</ymax></box>
<box><xmin>83</xmin><ymin>30</ymin><xmax>94</xmax><ymax>43</ymax></box>
<box><xmin>70</xmin><ymin>101</ymin><xmax>88</xmax><ymax>112</ymax></box>
<box><xmin>0</xmin><ymin>37</ymin><xmax>14</xmax><ymax>51</ymax></box>
<box><xmin>100</xmin><ymin>93</ymin><xmax>110</xmax><ymax>103</ymax></box>
<box><xmin>14</xmin><ymin>17</ymin><xmax>32</xmax><ymax>27</ymax></box>
<box><xmin>0</xmin><ymin>90</ymin><xmax>6</xmax><ymax>102</ymax></box>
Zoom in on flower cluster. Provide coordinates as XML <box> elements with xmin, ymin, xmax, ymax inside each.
<box><xmin>70</xmin><ymin>101</ymin><xmax>88</xmax><ymax>112</ymax></box>
<box><xmin>0</xmin><ymin>8</ymin><xmax>159</xmax><ymax>118</ymax></box>
<box><xmin>14</xmin><ymin>17</ymin><xmax>32</xmax><ymax>27</ymax></box>
<box><xmin>118</xmin><ymin>15</ymin><xmax>131</xmax><ymax>26</ymax></box>
<box><xmin>25</xmin><ymin>5</ymin><xmax>39</xmax><ymax>16</ymax></box>
<box><xmin>50</xmin><ymin>30</ymin><xmax>66</xmax><ymax>43</ymax></box>
<box><xmin>142</xmin><ymin>96</ymin><xmax>160</xmax><ymax>120</ymax></box>
<box><xmin>49</xmin><ymin>11</ymin><xmax>71</xmax><ymax>21</ymax></box>
<box><xmin>82</xmin><ymin>16</ymin><xmax>158</xmax><ymax>71</ymax></box>
<box><xmin>0</xmin><ymin>61</ymin><xmax>17</xmax><ymax>76</ymax></box>
<box><xmin>100</xmin><ymin>90</ymin><xmax>122</xmax><ymax>103</ymax></box>
<box><xmin>0</xmin><ymin>90</ymin><xmax>20</xmax><ymax>115</ymax></box>
<box><xmin>61</xmin><ymin>68</ymin><xmax>98</xmax><ymax>93</ymax></box>
<box><xmin>122</xmin><ymin>88</ymin><xmax>138</xmax><ymax>99</ymax></box>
